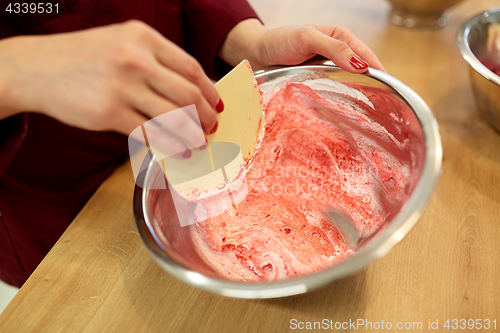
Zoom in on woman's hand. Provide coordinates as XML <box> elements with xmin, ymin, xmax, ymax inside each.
<box><xmin>0</xmin><ymin>20</ymin><xmax>222</xmax><ymax>150</ymax></box>
<box><xmin>219</xmin><ymin>19</ymin><xmax>385</xmax><ymax>73</ymax></box>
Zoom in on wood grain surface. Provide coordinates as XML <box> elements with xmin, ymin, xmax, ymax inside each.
<box><xmin>1</xmin><ymin>0</ymin><xmax>500</xmax><ymax>332</ymax></box>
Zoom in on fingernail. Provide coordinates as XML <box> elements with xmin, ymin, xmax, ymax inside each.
<box><xmin>209</xmin><ymin>121</ymin><xmax>219</xmax><ymax>134</ymax></box>
<box><xmin>182</xmin><ymin>149</ymin><xmax>192</xmax><ymax>158</ymax></box>
<box><xmin>350</xmin><ymin>55</ymin><xmax>369</xmax><ymax>70</ymax></box>
<box><xmin>216</xmin><ymin>98</ymin><xmax>224</xmax><ymax>113</ymax></box>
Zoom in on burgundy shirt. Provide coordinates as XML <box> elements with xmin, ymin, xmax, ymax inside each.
<box><xmin>0</xmin><ymin>0</ymin><xmax>258</xmax><ymax>287</ymax></box>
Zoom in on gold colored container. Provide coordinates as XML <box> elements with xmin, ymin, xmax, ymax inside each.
<box><xmin>388</xmin><ymin>0</ymin><xmax>465</xmax><ymax>28</ymax></box>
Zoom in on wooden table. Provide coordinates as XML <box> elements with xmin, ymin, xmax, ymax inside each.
<box><xmin>1</xmin><ymin>0</ymin><xmax>500</xmax><ymax>332</ymax></box>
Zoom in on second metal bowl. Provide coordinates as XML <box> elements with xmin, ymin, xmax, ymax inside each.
<box><xmin>457</xmin><ymin>8</ymin><xmax>500</xmax><ymax>132</ymax></box>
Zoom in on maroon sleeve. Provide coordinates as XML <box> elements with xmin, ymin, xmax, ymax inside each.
<box><xmin>0</xmin><ymin>113</ymin><xmax>28</xmax><ymax>177</ymax></box>
<box><xmin>182</xmin><ymin>0</ymin><xmax>260</xmax><ymax>79</ymax></box>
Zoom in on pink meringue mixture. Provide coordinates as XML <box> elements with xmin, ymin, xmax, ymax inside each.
<box><xmin>190</xmin><ymin>80</ymin><xmax>413</xmax><ymax>282</ymax></box>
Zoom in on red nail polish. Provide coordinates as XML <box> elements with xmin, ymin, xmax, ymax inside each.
<box><xmin>350</xmin><ymin>55</ymin><xmax>369</xmax><ymax>70</ymax></box>
<box><xmin>210</xmin><ymin>121</ymin><xmax>219</xmax><ymax>134</ymax></box>
<box><xmin>182</xmin><ymin>149</ymin><xmax>192</xmax><ymax>158</ymax></box>
<box><xmin>216</xmin><ymin>99</ymin><xmax>224</xmax><ymax>113</ymax></box>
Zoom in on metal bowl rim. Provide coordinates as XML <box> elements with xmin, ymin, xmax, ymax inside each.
<box><xmin>133</xmin><ymin>61</ymin><xmax>442</xmax><ymax>299</ymax></box>
<box><xmin>456</xmin><ymin>7</ymin><xmax>500</xmax><ymax>86</ymax></box>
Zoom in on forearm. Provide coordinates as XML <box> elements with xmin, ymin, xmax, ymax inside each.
<box><xmin>219</xmin><ymin>20</ymin><xmax>384</xmax><ymax>74</ymax></box>
<box><xmin>0</xmin><ymin>21</ymin><xmax>222</xmax><ymax>137</ymax></box>
<box><xmin>0</xmin><ymin>96</ymin><xmax>19</xmax><ymax>121</ymax></box>
<box><xmin>0</xmin><ymin>37</ymin><xmax>28</xmax><ymax>121</ymax></box>
<box><xmin>218</xmin><ymin>18</ymin><xmax>268</xmax><ymax>70</ymax></box>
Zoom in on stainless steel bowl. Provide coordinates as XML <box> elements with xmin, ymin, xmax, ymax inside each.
<box><xmin>457</xmin><ymin>8</ymin><xmax>500</xmax><ymax>132</ymax></box>
<box><xmin>387</xmin><ymin>0</ymin><xmax>465</xmax><ymax>28</ymax></box>
<box><xmin>133</xmin><ymin>61</ymin><xmax>442</xmax><ymax>299</ymax></box>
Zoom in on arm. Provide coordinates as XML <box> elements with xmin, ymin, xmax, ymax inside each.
<box><xmin>0</xmin><ymin>21</ymin><xmax>221</xmax><ymax>142</ymax></box>
<box><xmin>219</xmin><ymin>18</ymin><xmax>385</xmax><ymax>73</ymax></box>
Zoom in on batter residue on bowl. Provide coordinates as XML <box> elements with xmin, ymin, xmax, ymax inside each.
<box><xmin>190</xmin><ymin>79</ymin><xmax>412</xmax><ymax>282</ymax></box>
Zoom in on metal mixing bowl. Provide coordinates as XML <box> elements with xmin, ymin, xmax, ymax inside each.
<box><xmin>457</xmin><ymin>8</ymin><xmax>500</xmax><ymax>132</ymax></box>
<box><xmin>133</xmin><ymin>61</ymin><xmax>442</xmax><ymax>299</ymax></box>
<box><xmin>387</xmin><ymin>0</ymin><xmax>464</xmax><ymax>28</ymax></box>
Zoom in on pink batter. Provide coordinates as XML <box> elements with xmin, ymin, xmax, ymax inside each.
<box><xmin>480</xmin><ymin>25</ymin><xmax>500</xmax><ymax>76</ymax></box>
<box><xmin>479</xmin><ymin>56</ymin><xmax>500</xmax><ymax>77</ymax></box>
<box><xmin>191</xmin><ymin>80</ymin><xmax>411</xmax><ymax>282</ymax></box>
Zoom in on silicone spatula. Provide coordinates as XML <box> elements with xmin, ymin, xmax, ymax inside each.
<box><xmin>208</xmin><ymin>60</ymin><xmax>264</xmax><ymax>165</ymax></box>
<box><xmin>158</xmin><ymin>59</ymin><xmax>265</xmax><ymax>197</ymax></box>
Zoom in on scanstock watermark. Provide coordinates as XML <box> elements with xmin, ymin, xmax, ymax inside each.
<box><xmin>289</xmin><ymin>318</ymin><xmax>497</xmax><ymax>330</ymax></box>
<box><xmin>290</xmin><ymin>319</ymin><xmax>424</xmax><ymax>330</ymax></box>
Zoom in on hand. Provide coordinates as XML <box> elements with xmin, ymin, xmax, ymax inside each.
<box><xmin>0</xmin><ymin>20</ymin><xmax>222</xmax><ymax>148</ymax></box>
<box><xmin>219</xmin><ymin>19</ymin><xmax>385</xmax><ymax>73</ymax></box>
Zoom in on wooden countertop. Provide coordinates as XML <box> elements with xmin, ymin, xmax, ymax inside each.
<box><xmin>1</xmin><ymin>0</ymin><xmax>500</xmax><ymax>332</ymax></box>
